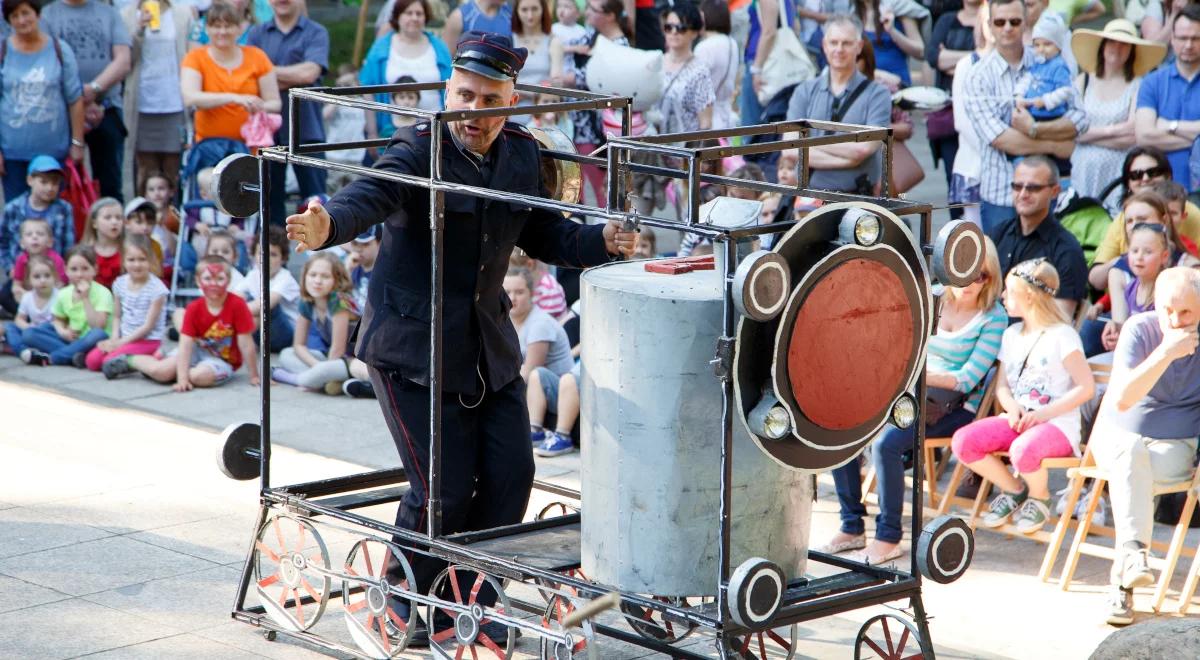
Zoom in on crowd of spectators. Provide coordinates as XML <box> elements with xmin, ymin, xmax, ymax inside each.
<box><xmin>0</xmin><ymin>0</ymin><xmax>1199</xmax><ymax>630</ymax></box>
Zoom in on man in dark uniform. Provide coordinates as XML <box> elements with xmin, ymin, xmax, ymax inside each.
<box><xmin>285</xmin><ymin>32</ymin><xmax>636</xmax><ymax>643</ymax></box>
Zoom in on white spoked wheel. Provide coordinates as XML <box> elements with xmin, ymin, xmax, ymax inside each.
<box><xmin>253</xmin><ymin>514</ymin><xmax>331</xmax><ymax>632</ymax></box>
<box><xmin>342</xmin><ymin>537</ymin><xmax>418</xmax><ymax>658</ymax></box>
<box><xmin>721</xmin><ymin>624</ymin><xmax>799</xmax><ymax>659</ymax></box>
<box><xmin>854</xmin><ymin>614</ymin><xmax>928</xmax><ymax>660</ymax></box>
<box><xmin>427</xmin><ymin>565</ymin><xmax>515</xmax><ymax>660</ymax></box>
<box><xmin>539</xmin><ymin>584</ymin><xmax>595</xmax><ymax>660</ymax></box>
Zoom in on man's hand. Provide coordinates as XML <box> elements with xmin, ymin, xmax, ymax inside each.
<box><xmin>1160</xmin><ymin>327</ymin><xmax>1200</xmax><ymax>361</ymax></box>
<box><xmin>1011</xmin><ymin>104</ymin><xmax>1035</xmax><ymax>137</ymax></box>
<box><xmin>603</xmin><ymin>219</ymin><xmax>639</xmax><ymax>257</ymax></box>
<box><xmin>286</xmin><ymin>201</ymin><xmax>333</xmax><ymax>253</ymax></box>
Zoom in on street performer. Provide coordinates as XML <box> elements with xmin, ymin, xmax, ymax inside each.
<box><xmin>285</xmin><ymin>31</ymin><xmax>637</xmax><ymax>645</ymax></box>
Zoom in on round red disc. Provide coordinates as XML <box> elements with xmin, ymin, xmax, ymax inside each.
<box><xmin>786</xmin><ymin>258</ymin><xmax>915</xmax><ymax>430</ymax></box>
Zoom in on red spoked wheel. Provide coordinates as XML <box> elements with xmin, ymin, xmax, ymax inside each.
<box><xmin>854</xmin><ymin>614</ymin><xmax>928</xmax><ymax>660</ymax></box>
<box><xmin>253</xmin><ymin>514</ymin><xmax>331</xmax><ymax>632</ymax></box>
<box><xmin>342</xmin><ymin>537</ymin><xmax>419</xmax><ymax>658</ymax></box>
<box><xmin>534</xmin><ymin>501</ymin><xmax>585</xmax><ymax>604</ymax></box>
<box><xmin>536</xmin><ymin>501</ymin><xmax>580</xmax><ymax>519</ymax></box>
<box><xmin>539</xmin><ymin>584</ymin><xmax>594</xmax><ymax>660</ymax></box>
<box><xmin>427</xmin><ymin>565</ymin><xmax>515</xmax><ymax>660</ymax></box>
<box><xmin>619</xmin><ymin>595</ymin><xmax>707</xmax><ymax>644</ymax></box>
<box><xmin>721</xmin><ymin>625</ymin><xmax>798</xmax><ymax>659</ymax></box>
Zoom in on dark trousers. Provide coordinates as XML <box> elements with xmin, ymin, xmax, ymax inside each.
<box><xmin>267</xmin><ymin>133</ymin><xmax>326</xmax><ymax>225</ymax></box>
<box><xmin>2</xmin><ymin>158</ymin><xmax>30</xmax><ymax>202</ymax></box>
<box><xmin>831</xmin><ymin>407</ymin><xmax>974</xmax><ymax>543</ymax></box>
<box><xmin>369</xmin><ymin>367</ymin><xmax>535</xmax><ymax>604</ymax></box>
<box><xmin>87</xmin><ymin>107</ymin><xmax>127</xmax><ymax>202</ymax></box>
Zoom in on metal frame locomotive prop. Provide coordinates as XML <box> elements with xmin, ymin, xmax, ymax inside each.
<box><xmin>212</xmin><ymin>79</ymin><xmax>986</xmax><ymax>659</ymax></box>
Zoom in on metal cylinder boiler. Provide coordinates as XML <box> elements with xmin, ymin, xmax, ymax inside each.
<box><xmin>579</xmin><ymin>260</ymin><xmax>813</xmax><ymax>597</ymax></box>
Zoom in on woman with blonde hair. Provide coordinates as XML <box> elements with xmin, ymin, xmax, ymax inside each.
<box><xmin>822</xmin><ymin>238</ymin><xmax>1008</xmax><ymax>564</ymax></box>
<box><xmin>950</xmin><ymin>258</ymin><xmax>1095</xmax><ymax>535</ymax></box>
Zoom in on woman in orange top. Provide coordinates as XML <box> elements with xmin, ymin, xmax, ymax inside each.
<box><xmin>179</xmin><ymin>1</ymin><xmax>279</xmax><ymax>144</ymax></box>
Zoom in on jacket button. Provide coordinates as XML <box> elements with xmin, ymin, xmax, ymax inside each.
<box><xmin>475</xmin><ymin>293</ymin><xmax>480</xmax><ymax>302</ymax></box>
<box><xmin>482</xmin><ymin>233</ymin><xmax>489</xmax><ymax>242</ymax></box>
<box><xmin>480</xmin><ymin>264</ymin><xmax>485</xmax><ymax>272</ymax></box>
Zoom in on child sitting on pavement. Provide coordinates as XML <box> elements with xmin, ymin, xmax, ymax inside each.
<box><xmin>2</xmin><ymin>218</ymin><xmax>66</xmax><ymax>315</ymax></box>
<box><xmin>123</xmin><ymin>197</ymin><xmax>166</xmax><ymax>268</ymax></box>
<box><xmin>270</xmin><ymin>252</ymin><xmax>360</xmax><ymax>391</ymax></box>
<box><xmin>1</xmin><ymin>254</ymin><xmax>57</xmax><ymax>355</ymax></box>
<box><xmin>114</xmin><ymin>255</ymin><xmax>259</xmax><ymax>390</ymax></box>
<box><xmin>232</xmin><ymin>226</ymin><xmax>300</xmax><ymax>353</ymax></box>
<box><xmin>80</xmin><ymin>198</ymin><xmax>125</xmax><ymax>290</ymax></box>
<box><xmin>90</xmin><ymin>235</ymin><xmax>169</xmax><ymax>376</ymax></box>
<box><xmin>19</xmin><ymin>244</ymin><xmax>112</xmax><ymax>367</ymax></box>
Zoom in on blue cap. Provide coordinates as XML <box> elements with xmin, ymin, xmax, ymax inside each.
<box><xmin>27</xmin><ymin>155</ymin><xmax>64</xmax><ymax>176</ymax></box>
<box><xmin>453</xmin><ymin>32</ymin><xmax>528</xmax><ymax>81</ymax></box>
<box><xmin>354</xmin><ymin>225</ymin><xmax>382</xmax><ymax>243</ymax></box>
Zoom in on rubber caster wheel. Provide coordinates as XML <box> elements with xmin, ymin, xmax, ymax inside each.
<box><xmin>342</xmin><ymin>537</ymin><xmax>419</xmax><ymax>658</ymax></box>
<box><xmin>263</xmin><ymin>630</ymin><xmax>277</xmax><ymax>642</ymax></box>
<box><xmin>253</xmin><ymin>514</ymin><xmax>331</xmax><ymax>632</ymax></box>
<box><xmin>720</xmin><ymin>624</ymin><xmax>798</xmax><ymax>659</ymax></box>
<box><xmin>854</xmin><ymin>613</ymin><xmax>929</xmax><ymax>659</ymax></box>
<box><xmin>427</xmin><ymin>565</ymin><xmax>516</xmax><ymax>660</ymax></box>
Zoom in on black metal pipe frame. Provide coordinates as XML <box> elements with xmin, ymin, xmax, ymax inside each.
<box><xmin>235</xmin><ymin>87</ymin><xmax>945</xmax><ymax>656</ymax></box>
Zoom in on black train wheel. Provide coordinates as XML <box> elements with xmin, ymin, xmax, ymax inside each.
<box><xmin>854</xmin><ymin>614</ymin><xmax>929</xmax><ymax>659</ymax></box>
<box><xmin>720</xmin><ymin>625</ymin><xmax>798</xmax><ymax>659</ymax></box>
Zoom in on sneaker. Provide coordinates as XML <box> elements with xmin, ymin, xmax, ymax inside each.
<box><xmin>342</xmin><ymin>378</ymin><xmax>376</xmax><ymax>399</ymax></box>
<box><xmin>102</xmin><ymin>356</ymin><xmax>133</xmax><ymax>380</ymax></box>
<box><xmin>1106</xmin><ymin>587</ymin><xmax>1134</xmax><ymax>626</ymax></box>
<box><xmin>982</xmin><ymin>489</ymin><xmax>1027</xmax><ymax>528</ymax></box>
<box><xmin>1119</xmin><ymin>548</ymin><xmax>1155</xmax><ymax>590</ymax></box>
<box><xmin>19</xmin><ymin>348</ymin><xmax>49</xmax><ymax>366</ymax></box>
<box><xmin>530</xmin><ymin>428</ymin><xmax>547</xmax><ymax>446</ymax></box>
<box><xmin>1013</xmin><ymin>498</ymin><xmax>1051</xmax><ymax>534</ymax></box>
<box><xmin>168</xmin><ymin>327</ymin><xmax>180</xmax><ymax>342</ymax></box>
<box><xmin>535</xmin><ymin>432</ymin><xmax>576</xmax><ymax>457</ymax></box>
<box><xmin>323</xmin><ymin>380</ymin><xmax>344</xmax><ymax>395</ymax></box>
<box><xmin>70</xmin><ymin>352</ymin><xmax>87</xmax><ymax>369</ymax></box>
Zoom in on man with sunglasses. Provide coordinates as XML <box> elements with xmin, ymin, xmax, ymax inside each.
<box><xmin>1134</xmin><ymin>4</ymin><xmax>1200</xmax><ymax>188</ymax></box>
<box><xmin>1091</xmin><ymin>267</ymin><xmax>1200</xmax><ymax>625</ymax></box>
<box><xmin>963</xmin><ymin>0</ymin><xmax>1087</xmax><ymax>234</ymax></box>
<box><xmin>990</xmin><ymin>155</ymin><xmax>1088</xmax><ymax>319</ymax></box>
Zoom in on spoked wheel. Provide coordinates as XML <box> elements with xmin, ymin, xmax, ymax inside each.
<box><xmin>854</xmin><ymin>614</ymin><xmax>928</xmax><ymax>660</ymax></box>
<box><xmin>720</xmin><ymin>625</ymin><xmax>798</xmax><ymax>659</ymax></box>
<box><xmin>534</xmin><ymin>502</ymin><xmax>586</xmax><ymax>604</ymax></box>
<box><xmin>539</xmin><ymin>585</ymin><xmax>595</xmax><ymax>660</ymax></box>
<box><xmin>253</xmin><ymin>514</ymin><xmax>332</xmax><ymax>632</ymax></box>
<box><xmin>537</xmin><ymin>501</ymin><xmax>580</xmax><ymax>519</ymax></box>
<box><xmin>427</xmin><ymin>565</ymin><xmax>516</xmax><ymax>660</ymax></box>
<box><xmin>619</xmin><ymin>595</ymin><xmax>704</xmax><ymax>644</ymax></box>
<box><xmin>342</xmin><ymin>537</ymin><xmax>418</xmax><ymax>658</ymax></box>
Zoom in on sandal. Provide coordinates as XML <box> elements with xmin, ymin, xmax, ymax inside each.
<box><xmin>814</xmin><ymin>534</ymin><xmax>866</xmax><ymax>555</ymax></box>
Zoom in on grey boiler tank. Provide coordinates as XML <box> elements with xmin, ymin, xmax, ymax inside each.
<box><xmin>579</xmin><ymin>260</ymin><xmax>813</xmax><ymax>597</ymax></box>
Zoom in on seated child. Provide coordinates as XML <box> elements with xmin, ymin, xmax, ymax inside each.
<box><xmin>90</xmin><ymin>235</ymin><xmax>170</xmax><ymax>375</ymax></box>
<box><xmin>121</xmin><ymin>255</ymin><xmax>259</xmax><ymax>390</ymax></box>
<box><xmin>1</xmin><ymin>218</ymin><xmax>66</xmax><ymax>315</ymax></box>
<box><xmin>19</xmin><ymin>244</ymin><xmax>112</xmax><ymax>367</ymax></box>
<box><xmin>142</xmin><ymin>171</ymin><xmax>180</xmax><ymax>268</ymax></box>
<box><xmin>0</xmin><ymin>155</ymin><xmax>74</xmax><ymax>278</ymax></box>
<box><xmin>347</xmin><ymin>226</ymin><xmax>380</xmax><ymax>312</ymax></box>
<box><xmin>633</xmin><ymin>226</ymin><xmax>657</xmax><ymax>259</ymax></box>
<box><xmin>529</xmin><ymin>362</ymin><xmax>582</xmax><ymax>458</ymax></box>
<box><xmin>124</xmin><ymin>197</ymin><xmax>166</xmax><ymax>266</ymax></box>
<box><xmin>80</xmin><ymin>198</ymin><xmax>126</xmax><ymax>290</ymax></box>
<box><xmin>232</xmin><ymin>226</ymin><xmax>301</xmax><ymax>353</ymax></box>
<box><xmin>1</xmin><ymin>254</ymin><xmax>58</xmax><ymax>355</ymax></box>
<box><xmin>270</xmin><ymin>253</ymin><xmax>360</xmax><ymax>391</ymax></box>
<box><xmin>510</xmin><ymin>247</ymin><xmax>569</xmax><ymax>320</ymax></box>
<box><xmin>172</xmin><ymin>229</ymin><xmax>247</xmax><ymax>332</ymax></box>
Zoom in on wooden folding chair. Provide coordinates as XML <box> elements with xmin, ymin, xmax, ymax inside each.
<box><xmin>1052</xmin><ymin>446</ymin><xmax>1199</xmax><ymax>610</ymax></box>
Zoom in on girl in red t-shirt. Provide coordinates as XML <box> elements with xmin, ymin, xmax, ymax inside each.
<box><xmin>80</xmin><ymin>198</ymin><xmax>125</xmax><ymax>289</ymax></box>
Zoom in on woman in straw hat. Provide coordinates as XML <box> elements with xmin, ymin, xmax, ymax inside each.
<box><xmin>1069</xmin><ymin>18</ymin><xmax>1167</xmax><ymax>200</ymax></box>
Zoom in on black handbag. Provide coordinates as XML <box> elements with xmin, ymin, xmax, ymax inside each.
<box><xmin>925</xmin><ymin>386</ymin><xmax>966</xmax><ymax>426</ymax></box>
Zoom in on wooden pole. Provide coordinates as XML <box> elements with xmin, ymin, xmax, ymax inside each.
<box><xmin>352</xmin><ymin>0</ymin><xmax>371</xmax><ymax>67</ymax></box>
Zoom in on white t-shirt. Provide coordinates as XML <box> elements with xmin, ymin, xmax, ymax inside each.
<box><xmin>137</xmin><ymin>8</ymin><xmax>184</xmax><ymax>114</ymax></box>
<box><xmin>551</xmin><ymin>22</ymin><xmax>586</xmax><ymax>46</ymax></box>
<box><xmin>112</xmin><ymin>274</ymin><xmax>169</xmax><ymax>340</ymax></box>
<box><xmin>234</xmin><ymin>267</ymin><xmax>301</xmax><ymax>322</ymax></box>
<box><xmin>385</xmin><ymin>37</ymin><xmax>441</xmax><ymax>111</ymax></box>
<box><xmin>17</xmin><ymin>289</ymin><xmax>57</xmax><ymax>325</ymax></box>
<box><xmin>326</xmin><ymin>105</ymin><xmax>367</xmax><ymax>164</ymax></box>
<box><xmin>998</xmin><ymin>322</ymin><xmax>1085</xmax><ymax>451</ymax></box>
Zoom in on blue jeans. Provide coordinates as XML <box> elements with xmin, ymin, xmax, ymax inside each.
<box><xmin>831</xmin><ymin>407</ymin><xmax>975</xmax><ymax>543</ymax></box>
<box><xmin>2</xmin><ymin>158</ymin><xmax>31</xmax><ymax>201</ymax></box>
<box><xmin>980</xmin><ymin>201</ymin><xmax>1015</xmax><ymax>236</ymax></box>
<box><xmin>740</xmin><ymin>62</ymin><xmax>763</xmax><ymax>126</ymax></box>
<box><xmin>254</xmin><ymin>303</ymin><xmax>294</xmax><ymax>354</ymax></box>
<box><xmin>22</xmin><ymin>322</ymin><xmax>107</xmax><ymax>365</ymax></box>
<box><xmin>5</xmin><ymin>321</ymin><xmax>26</xmax><ymax>352</ymax></box>
<box><xmin>1079</xmin><ymin>318</ymin><xmax>1108</xmax><ymax>358</ymax></box>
